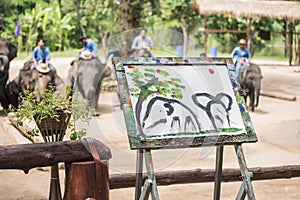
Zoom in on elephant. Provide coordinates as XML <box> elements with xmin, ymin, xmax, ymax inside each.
<box><xmin>192</xmin><ymin>92</ymin><xmax>233</xmax><ymax>130</ymax></box>
<box><xmin>142</xmin><ymin>96</ymin><xmax>201</xmax><ymax>136</ymax></box>
<box><xmin>108</xmin><ymin>48</ymin><xmax>151</xmax><ymax>58</ymax></box>
<box><xmin>6</xmin><ymin>60</ymin><xmax>65</xmax><ymax>108</ymax></box>
<box><xmin>0</xmin><ymin>38</ymin><xmax>17</xmax><ymax>109</ymax></box>
<box><xmin>238</xmin><ymin>63</ymin><xmax>262</xmax><ymax>112</ymax></box>
<box><xmin>131</xmin><ymin>48</ymin><xmax>151</xmax><ymax>57</ymax></box>
<box><xmin>67</xmin><ymin>58</ymin><xmax>110</xmax><ymax>115</ymax></box>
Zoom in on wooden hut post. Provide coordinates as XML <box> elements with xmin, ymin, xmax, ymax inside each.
<box><xmin>246</xmin><ymin>17</ymin><xmax>253</xmax><ymax>55</ymax></box>
<box><xmin>288</xmin><ymin>20</ymin><xmax>294</xmax><ymax>66</ymax></box>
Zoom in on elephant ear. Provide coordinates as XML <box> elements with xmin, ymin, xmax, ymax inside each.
<box><xmin>192</xmin><ymin>93</ymin><xmax>213</xmax><ymax>111</ymax></box>
<box><xmin>215</xmin><ymin>93</ymin><xmax>233</xmax><ymax>112</ymax></box>
<box><xmin>7</xmin><ymin>41</ymin><xmax>17</xmax><ymax>62</ymax></box>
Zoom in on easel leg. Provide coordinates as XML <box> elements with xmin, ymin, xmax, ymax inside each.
<box><xmin>144</xmin><ymin>149</ymin><xmax>159</xmax><ymax>200</ymax></box>
<box><xmin>236</xmin><ymin>182</ymin><xmax>246</xmax><ymax>200</ymax></box>
<box><xmin>135</xmin><ymin>149</ymin><xmax>144</xmax><ymax>200</ymax></box>
<box><xmin>213</xmin><ymin>145</ymin><xmax>224</xmax><ymax>200</ymax></box>
<box><xmin>235</xmin><ymin>144</ymin><xmax>256</xmax><ymax>200</ymax></box>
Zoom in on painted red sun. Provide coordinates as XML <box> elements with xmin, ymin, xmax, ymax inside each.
<box><xmin>208</xmin><ymin>68</ymin><xmax>215</xmax><ymax>75</ymax></box>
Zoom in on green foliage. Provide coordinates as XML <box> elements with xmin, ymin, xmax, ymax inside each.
<box><xmin>1</xmin><ymin>0</ymin><xmax>295</xmax><ymax>59</ymax></box>
<box><xmin>13</xmin><ymin>86</ymin><xmax>93</xmax><ymax>140</ymax></box>
<box><xmin>128</xmin><ymin>67</ymin><xmax>185</xmax><ymax>101</ymax></box>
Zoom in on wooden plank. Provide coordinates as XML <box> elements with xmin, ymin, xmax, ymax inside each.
<box><xmin>198</xmin><ymin>28</ymin><xmax>299</xmax><ymax>35</ymax></box>
<box><xmin>109</xmin><ymin>165</ymin><xmax>300</xmax><ymax>189</ymax></box>
<box><xmin>0</xmin><ymin>138</ymin><xmax>112</xmax><ymax>173</ymax></box>
<box><xmin>260</xmin><ymin>91</ymin><xmax>297</xmax><ymax>101</ymax></box>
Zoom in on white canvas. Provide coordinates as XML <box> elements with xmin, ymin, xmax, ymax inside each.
<box><xmin>124</xmin><ymin>64</ymin><xmax>246</xmax><ymax>138</ymax></box>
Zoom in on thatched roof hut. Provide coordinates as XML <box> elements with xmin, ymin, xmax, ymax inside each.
<box><xmin>193</xmin><ymin>0</ymin><xmax>300</xmax><ymax>65</ymax></box>
<box><xmin>194</xmin><ymin>0</ymin><xmax>300</xmax><ymax>21</ymax></box>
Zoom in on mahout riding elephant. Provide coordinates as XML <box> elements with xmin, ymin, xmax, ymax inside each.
<box><xmin>6</xmin><ymin>60</ymin><xmax>65</xmax><ymax>108</ymax></box>
<box><xmin>0</xmin><ymin>38</ymin><xmax>17</xmax><ymax>109</ymax></box>
<box><xmin>67</xmin><ymin>58</ymin><xmax>111</xmax><ymax>115</ymax></box>
<box><xmin>131</xmin><ymin>48</ymin><xmax>151</xmax><ymax>57</ymax></box>
<box><xmin>238</xmin><ymin>63</ymin><xmax>262</xmax><ymax>112</ymax></box>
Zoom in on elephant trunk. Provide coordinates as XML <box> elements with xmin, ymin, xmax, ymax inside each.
<box><xmin>254</xmin><ymin>76</ymin><xmax>261</xmax><ymax>107</ymax></box>
<box><xmin>0</xmin><ymin>55</ymin><xmax>9</xmax><ymax>72</ymax></box>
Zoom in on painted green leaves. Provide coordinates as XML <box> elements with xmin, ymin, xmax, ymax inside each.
<box><xmin>127</xmin><ymin>66</ymin><xmax>186</xmax><ymax>101</ymax></box>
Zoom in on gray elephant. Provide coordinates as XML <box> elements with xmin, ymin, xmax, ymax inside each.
<box><xmin>0</xmin><ymin>38</ymin><xmax>17</xmax><ymax>109</ymax></box>
<box><xmin>238</xmin><ymin>63</ymin><xmax>262</xmax><ymax>112</ymax></box>
<box><xmin>67</xmin><ymin>58</ymin><xmax>110</xmax><ymax>115</ymax></box>
<box><xmin>6</xmin><ymin>60</ymin><xmax>65</xmax><ymax>108</ymax></box>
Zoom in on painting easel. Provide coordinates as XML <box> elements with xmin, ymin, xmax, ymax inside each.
<box><xmin>113</xmin><ymin>57</ymin><xmax>258</xmax><ymax>200</ymax></box>
<box><xmin>133</xmin><ymin>144</ymin><xmax>255</xmax><ymax>200</ymax></box>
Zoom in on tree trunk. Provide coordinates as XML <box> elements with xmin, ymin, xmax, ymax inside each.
<box><xmin>73</xmin><ymin>0</ymin><xmax>86</xmax><ymax>37</ymax></box>
<box><xmin>182</xmin><ymin>17</ymin><xmax>189</xmax><ymax>57</ymax></box>
<box><xmin>246</xmin><ymin>17</ymin><xmax>253</xmax><ymax>56</ymax></box>
<box><xmin>99</xmin><ymin>24</ymin><xmax>108</xmax><ymax>60</ymax></box>
<box><xmin>204</xmin><ymin>16</ymin><xmax>208</xmax><ymax>54</ymax></box>
<box><xmin>121</xmin><ymin>0</ymin><xmax>130</xmax><ymax>31</ymax></box>
<box><xmin>135</xmin><ymin>78</ymin><xmax>158</xmax><ymax>136</ymax></box>
<box><xmin>0</xmin><ymin>138</ymin><xmax>112</xmax><ymax>173</ymax></box>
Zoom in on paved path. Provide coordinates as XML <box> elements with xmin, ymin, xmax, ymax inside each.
<box><xmin>0</xmin><ymin>58</ymin><xmax>299</xmax><ymax>199</ymax></box>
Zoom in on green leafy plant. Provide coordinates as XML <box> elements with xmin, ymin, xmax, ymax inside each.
<box><xmin>13</xmin><ymin>86</ymin><xmax>93</xmax><ymax>140</ymax></box>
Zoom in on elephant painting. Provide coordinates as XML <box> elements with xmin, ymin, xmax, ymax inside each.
<box><xmin>0</xmin><ymin>38</ymin><xmax>17</xmax><ymax>109</ymax></box>
<box><xmin>141</xmin><ymin>96</ymin><xmax>201</xmax><ymax>136</ymax></box>
<box><xmin>192</xmin><ymin>93</ymin><xmax>233</xmax><ymax>130</ymax></box>
<box><xmin>67</xmin><ymin>58</ymin><xmax>111</xmax><ymax>115</ymax></box>
<box><xmin>238</xmin><ymin>64</ymin><xmax>262</xmax><ymax>112</ymax></box>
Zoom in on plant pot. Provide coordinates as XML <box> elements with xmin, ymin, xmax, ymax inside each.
<box><xmin>34</xmin><ymin>110</ymin><xmax>71</xmax><ymax>200</ymax></box>
<box><xmin>34</xmin><ymin>110</ymin><xmax>71</xmax><ymax>142</ymax></box>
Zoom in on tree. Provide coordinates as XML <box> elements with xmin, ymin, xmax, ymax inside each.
<box><xmin>47</xmin><ymin>2</ymin><xmax>75</xmax><ymax>51</ymax></box>
<box><xmin>126</xmin><ymin>65</ymin><xmax>185</xmax><ymax>136</ymax></box>
<box><xmin>162</xmin><ymin>0</ymin><xmax>200</xmax><ymax>56</ymax></box>
<box><xmin>21</xmin><ymin>2</ymin><xmax>52</xmax><ymax>52</ymax></box>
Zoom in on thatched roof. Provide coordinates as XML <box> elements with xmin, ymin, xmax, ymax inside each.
<box><xmin>194</xmin><ymin>0</ymin><xmax>300</xmax><ymax>20</ymax></box>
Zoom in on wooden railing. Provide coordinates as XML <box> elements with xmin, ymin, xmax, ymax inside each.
<box><xmin>109</xmin><ymin>165</ymin><xmax>300</xmax><ymax>189</ymax></box>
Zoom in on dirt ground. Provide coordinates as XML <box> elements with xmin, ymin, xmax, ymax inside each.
<box><xmin>0</xmin><ymin>58</ymin><xmax>299</xmax><ymax>199</ymax></box>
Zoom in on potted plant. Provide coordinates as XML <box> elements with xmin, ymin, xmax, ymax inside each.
<box><xmin>14</xmin><ymin>85</ymin><xmax>93</xmax><ymax>141</ymax></box>
<box><xmin>13</xmin><ymin>85</ymin><xmax>94</xmax><ymax>200</ymax></box>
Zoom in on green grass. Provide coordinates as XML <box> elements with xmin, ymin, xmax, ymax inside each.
<box><xmin>16</xmin><ymin>49</ymin><xmax>79</xmax><ymax>60</ymax></box>
<box><xmin>15</xmin><ymin>48</ymin><xmax>290</xmax><ymax>62</ymax></box>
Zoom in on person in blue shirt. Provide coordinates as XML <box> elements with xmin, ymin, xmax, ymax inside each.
<box><xmin>31</xmin><ymin>39</ymin><xmax>55</xmax><ymax>71</ymax></box>
<box><xmin>231</xmin><ymin>39</ymin><xmax>251</xmax><ymax>77</ymax></box>
<box><xmin>131</xmin><ymin>29</ymin><xmax>154</xmax><ymax>50</ymax></box>
<box><xmin>79</xmin><ymin>36</ymin><xmax>98</xmax><ymax>59</ymax></box>
<box><xmin>0</xmin><ymin>17</ymin><xmax>5</xmax><ymax>32</ymax></box>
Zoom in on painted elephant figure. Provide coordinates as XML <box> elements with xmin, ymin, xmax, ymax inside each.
<box><xmin>0</xmin><ymin>38</ymin><xmax>17</xmax><ymax>109</ymax></box>
<box><xmin>238</xmin><ymin>63</ymin><xmax>262</xmax><ymax>112</ymax></box>
<box><xmin>67</xmin><ymin>58</ymin><xmax>109</xmax><ymax>114</ymax></box>
<box><xmin>192</xmin><ymin>92</ymin><xmax>233</xmax><ymax>130</ymax></box>
<box><xmin>142</xmin><ymin>96</ymin><xmax>201</xmax><ymax>136</ymax></box>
